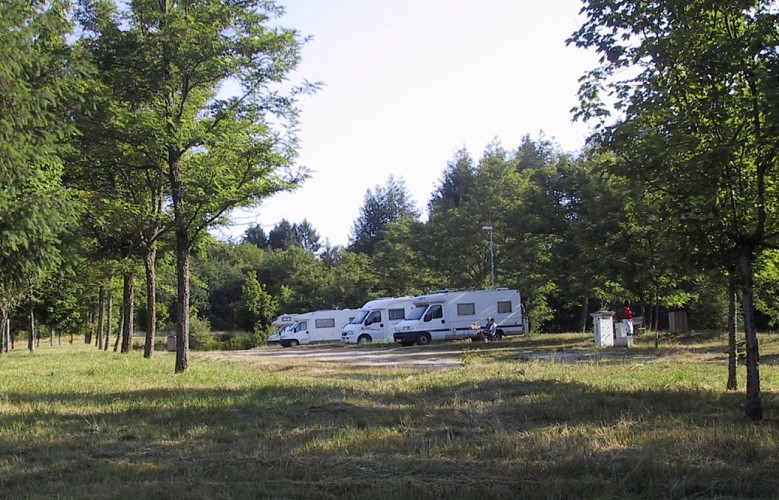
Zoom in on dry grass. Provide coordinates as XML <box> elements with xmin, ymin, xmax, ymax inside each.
<box><xmin>1</xmin><ymin>332</ymin><xmax>778</xmax><ymax>499</ymax></box>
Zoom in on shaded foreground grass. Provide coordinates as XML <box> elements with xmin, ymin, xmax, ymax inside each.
<box><xmin>1</xmin><ymin>334</ymin><xmax>778</xmax><ymax>499</ymax></box>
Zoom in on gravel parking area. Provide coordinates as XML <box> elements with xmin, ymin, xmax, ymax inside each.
<box><xmin>231</xmin><ymin>344</ymin><xmax>466</xmax><ymax>368</ymax></box>
<box><xmin>226</xmin><ymin>342</ymin><xmax>659</xmax><ymax>369</ymax></box>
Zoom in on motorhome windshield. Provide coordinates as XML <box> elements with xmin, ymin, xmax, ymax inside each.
<box><xmin>350</xmin><ymin>310</ymin><xmax>370</xmax><ymax>325</ymax></box>
<box><xmin>406</xmin><ymin>305</ymin><xmax>428</xmax><ymax>321</ymax></box>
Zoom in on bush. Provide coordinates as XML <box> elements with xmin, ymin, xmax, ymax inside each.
<box><xmin>221</xmin><ymin>332</ymin><xmax>262</xmax><ymax>350</ymax></box>
<box><xmin>189</xmin><ymin>314</ymin><xmax>215</xmax><ymax>351</ymax></box>
<box><xmin>253</xmin><ymin>323</ymin><xmax>272</xmax><ymax>344</ymax></box>
<box><xmin>161</xmin><ymin>315</ymin><xmax>262</xmax><ymax>351</ymax></box>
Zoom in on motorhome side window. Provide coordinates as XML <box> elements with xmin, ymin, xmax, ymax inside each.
<box><xmin>366</xmin><ymin>311</ymin><xmax>381</xmax><ymax>324</ymax></box>
<box><xmin>315</xmin><ymin>318</ymin><xmax>335</xmax><ymax>329</ymax></box>
<box><xmin>497</xmin><ymin>301</ymin><xmax>512</xmax><ymax>313</ymax></box>
<box><xmin>457</xmin><ymin>303</ymin><xmax>476</xmax><ymax>316</ymax></box>
<box><xmin>388</xmin><ymin>308</ymin><xmax>405</xmax><ymax>320</ymax></box>
<box><xmin>425</xmin><ymin>305</ymin><xmax>443</xmax><ymax>321</ymax></box>
<box><xmin>297</xmin><ymin>321</ymin><xmax>307</xmax><ymax>332</ymax></box>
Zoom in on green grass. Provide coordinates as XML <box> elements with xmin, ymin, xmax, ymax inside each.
<box><xmin>1</xmin><ymin>333</ymin><xmax>778</xmax><ymax>499</ymax></box>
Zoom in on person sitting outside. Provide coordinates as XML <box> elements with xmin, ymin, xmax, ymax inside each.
<box><xmin>486</xmin><ymin>317</ymin><xmax>497</xmax><ymax>341</ymax></box>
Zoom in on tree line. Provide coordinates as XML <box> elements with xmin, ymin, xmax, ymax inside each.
<box><xmin>1</xmin><ymin>0</ymin><xmax>777</xmax><ymax>419</ymax></box>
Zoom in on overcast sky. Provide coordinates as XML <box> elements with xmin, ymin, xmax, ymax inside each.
<box><xmin>218</xmin><ymin>0</ymin><xmax>599</xmax><ymax>247</ymax></box>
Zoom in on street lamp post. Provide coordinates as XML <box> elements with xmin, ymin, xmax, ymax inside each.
<box><xmin>482</xmin><ymin>225</ymin><xmax>495</xmax><ymax>289</ymax></box>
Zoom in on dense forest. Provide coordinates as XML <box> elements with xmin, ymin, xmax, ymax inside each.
<box><xmin>1</xmin><ymin>0</ymin><xmax>777</xmax><ymax>418</ymax></box>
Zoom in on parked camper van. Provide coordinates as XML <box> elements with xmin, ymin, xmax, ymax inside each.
<box><xmin>341</xmin><ymin>296</ymin><xmax>415</xmax><ymax>344</ymax></box>
<box><xmin>393</xmin><ymin>289</ymin><xmax>524</xmax><ymax>346</ymax></box>
<box><xmin>278</xmin><ymin>309</ymin><xmax>359</xmax><ymax>347</ymax></box>
<box><xmin>267</xmin><ymin>313</ymin><xmax>300</xmax><ymax>345</ymax></box>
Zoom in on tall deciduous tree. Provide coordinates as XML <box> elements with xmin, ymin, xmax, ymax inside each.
<box><xmin>194</xmin><ymin>239</ymin><xmax>266</xmax><ymax>331</ymax></box>
<box><xmin>370</xmin><ymin>216</ymin><xmax>432</xmax><ymax>297</ymax></box>
<box><xmin>320</xmin><ymin>250</ymin><xmax>374</xmax><ymax>311</ymax></box>
<box><xmin>425</xmin><ymin>149</ymin><xmax>485</xmax><ymax>290</ymax></box>
<box><xmin>427</xmin><ymin>142</ymin><xmax>550</xmax><ymax>297</ymax></box>
<box><xmin>569</xmin><ymin>0</ymin><xmax>779</xmax><ymax>419</ymax></box>
<box><xmin>78</xmin><ymin>0</ymin><xmax>313</xmax><ymax>372</ymax></box>
<box><xmin>66</xmin><ymin>8</ymin><xmax>172</xmax><ymax>358</ymax></box>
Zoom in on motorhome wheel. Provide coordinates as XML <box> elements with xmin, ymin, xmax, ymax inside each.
<box><xmin>357</xmin><ymin>335</ymin><xmax>372</xmax><ymax>344</ymax></box>
<box><xmin>417</xmin><ymin>333</ymin><xmax>432</xmax><ymax>346</ymax></box>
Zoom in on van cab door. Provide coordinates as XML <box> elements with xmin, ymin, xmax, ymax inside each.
<box><xmin>295</xmin><ymin>321</ymin><xmax>309</xmax><ymax>344</ymax></box>
<box><xmin>423</xmin><ymin>305</ymin><xmax>445</xmax><ymax>336</ymax></box>
<box><xmin>365</xmin><ymin>311</ymin><xmax>383</xmax><ymax>334</ymax></box>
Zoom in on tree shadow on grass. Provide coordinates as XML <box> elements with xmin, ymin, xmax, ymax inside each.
<box><xmin>0</xmin><ymin>372</ymin><xmax>777</xmax><ymax>499</ymax></box>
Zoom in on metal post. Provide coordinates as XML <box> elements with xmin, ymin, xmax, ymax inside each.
<box><xmin>482</xmin><ymin>225</ymin><xmax>495</xmax><ymax>288</ymax></box>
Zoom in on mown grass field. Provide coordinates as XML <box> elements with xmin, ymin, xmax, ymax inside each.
<box><xmin>1</xmin><ymin>332</ymin><xmax>778</xmax><ymax>499</ymax></box>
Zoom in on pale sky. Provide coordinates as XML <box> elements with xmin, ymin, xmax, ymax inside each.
<box><xmin>219</xmin><ymin>0</ymin><xmax>599</xmax><ymax>247</ymax></box>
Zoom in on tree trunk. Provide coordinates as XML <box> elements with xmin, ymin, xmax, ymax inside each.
<box><xmin>726</xmin><ymin>270</ymin><xmax>738</xmax><ymax>391</ymax></box>
<box><xmin>578</xmin><ymin>296</ymin><xmax>589</xmax><ymax>333</ymax></box>
<box><xmin>0</xmin><ymin>308</ymin><xmax>6</xmax><ymax>354</ymax></box>
<box><xmin>85</xmin><ymin>308</ymin><xmax>93</xmax><ymax>345</ymax></box>
<box><xmin>27</xmin><ymin>283</ymin><xmax>35</xmax><ymax>353</ymax></box>
<box><xmin>170</xmin><ymin>156</ymin><xmax>191</xmax><ymax>373</ymax></box>
<box><xmin>121</xmin><ymin>273</ymin><xmax>134</xmax><ymax>353</ymax></box>
<box><xmin>97</xmin><ymin>286</ymin><xmax>106</xmax><ymax>350</ymax></box>
<box><xmin>105</xmin><ymin>287</ymin><xmax>113</xmax><ymax>351</ymax></box>
<box><xmin>740</xmin><ymin>249</ymin><xmax>762</xmax><ymax>420</ymax></box>
<box><xmin>114</xmin><ymin>304</ymin><xmax>122</xmax><ymax>352</ymax></box>
<box><xmin>652</xmin><ymin>304</ymin><xmax>660</xmax><ymax>331</ymax></box>
<box><xmin>174</xmin><ymin>228</ymin><xmax>190</xmax><ymax>373</ymax></box>
<box><xmin>144</xmin><ymin>244</ymin><xmax>157</xmax><ymax>359</ymax></box>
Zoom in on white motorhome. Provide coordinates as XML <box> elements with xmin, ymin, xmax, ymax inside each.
<box><xmin>267</xmin><ymin>313</ymin><xmax>300</xmax><ymax>345</ymax></box>
<box><xmin>341</xmin><ymin>296</ymin><xmax>415</xmax><ymax>344</ymax></box>
<box><xmin>393</xmin><ymin>289</ymin><xmax>524</xmax><ymax>346</ymax></box>
<box><xmin>278</xmin><ymin>309</ymin><xmax>359</xmax><ymax>347</ymax></box>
